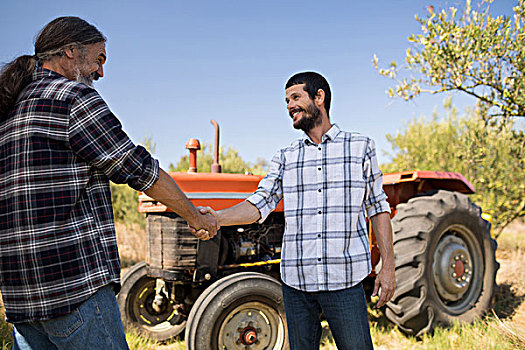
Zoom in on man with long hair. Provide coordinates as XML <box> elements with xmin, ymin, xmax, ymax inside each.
<box><xmin>0</xmin><ymin>17</ymin><xmax>217</xmax><ymax>349</ymax></box>
<box><xmin>198</xmin><ymin>72</ymin><xmax>395</xmax><ymax>349</ymax></box>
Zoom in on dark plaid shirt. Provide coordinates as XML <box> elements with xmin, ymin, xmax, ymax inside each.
<box><xmin>247</xmin><ymin>124</ymin><xmax>390</xmax><ymax>292</ymax></box>
<box><xmin>0</xmin><ymin>68</ymin><xmax>159</xmax><ymax>322</ymax></box>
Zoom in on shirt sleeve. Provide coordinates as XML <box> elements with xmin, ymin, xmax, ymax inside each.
<box><xmin>68</xmin><ymin>88</ymin><xmax>159</xmax><ymax>192</ymax></box>
<box><xmin>246</xmin><ymin>150</ymin><xmax>285</xmax><ymax>223</ymax></box>
<box><xmin>363</xmin><ymin>138</ymin><xmax>391</xmax><ymax>217</ymax></box>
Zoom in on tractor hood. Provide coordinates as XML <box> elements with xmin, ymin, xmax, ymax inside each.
<box><xmin>138</xmin><ymin>170</ymin><xmax>474</xmax><ymax>213</ymax></box>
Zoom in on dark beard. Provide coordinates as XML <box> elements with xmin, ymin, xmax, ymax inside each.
<box><xmin>293</xmin><ymin>102</ymin><xmax>322</xmax><ymax>132</ymax></box>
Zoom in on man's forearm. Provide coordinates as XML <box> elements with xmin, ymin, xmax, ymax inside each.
<box><xmin>216</xmin><ymin>201</ymin><xmax>261</xmax><ymax>226</ymax></box>
<box><xmin>144</xmin><ymin>168</ymin><xmax>201</xmax><ymax>228</ymax></box>
<box><xmin>371</xmin><ymin>212</ymin><xmax>395</xmax><ymax>269</ymax></box>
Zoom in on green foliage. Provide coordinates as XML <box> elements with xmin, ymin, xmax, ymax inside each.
<box><xmin>109</xmin><ymin>136</ymin><xmax>154</xmax><ymax>226</ymax></box>
<box><xmin>375</xmin><ymin>0</ymin><xmax>525</xmax><ymax>234</ymax></box>
<box><xmin>375</xmin><ymin>0</ymin><xmax>525</xmax><ymax>118</ymax></box>
<box><xmin>110</xmin><ymin>183</ymin><xmax>145</xmax><ymax>227</ymax></box>
<box><xmin>382</xmin><ymin>98</ymin><xmax>525</xmax><ymax>236</ymax></box>
<box><xmin>141</xmin><ymin>135</ymin><xmax>156</xmax><ymax>154</ymax></box>
<box><xmin>168</xmin><ymin>143</ymin><xmax>269</xmax><ymax>175</ymax></box>
<box><xmin>0</xmin><ymin>307</ymin><xmax>12</xmax><ymax>350</ymax></box>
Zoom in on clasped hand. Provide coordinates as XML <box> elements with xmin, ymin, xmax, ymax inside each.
<box><xmin>188</xmin><ymin>206</ymin><xmax>219</xmax><ymax>240</ymax></box>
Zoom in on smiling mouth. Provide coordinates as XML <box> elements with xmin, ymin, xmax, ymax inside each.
<box><xmin>290</xmin><ymin>108</ymin><xmax>304</xmax><ymax>119</ymax></box>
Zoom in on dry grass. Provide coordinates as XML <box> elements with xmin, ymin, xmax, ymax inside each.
<box><xmin>1</xmin><ymin>221</ymin><xmax>524</xmax><ymax>349</ymax></box>
<box><xmin>115</xmin><ymin>221</ymin><xmax>146</xmax><ymax>268</ymax></box>
<box><xmin>368</xmin><ymin>220</ymin><xmax>525</xmax><ymax>350</ymax></box>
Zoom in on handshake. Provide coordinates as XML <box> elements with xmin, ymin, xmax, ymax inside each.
<box><xmin>188</xmin><ymin>206</ymin><xmax>219</xmax><ymax>240</ymax></box>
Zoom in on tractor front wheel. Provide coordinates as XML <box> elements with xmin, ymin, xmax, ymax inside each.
<box><xmin>386</xmin><ymin>190</ymin><xmax>498</xmax><ymax>336</ymax></box>
<box><xmin>117</xmin><ymin>262</ymin><xmax>186</xmax><ymax>341</ymax></box>
<box><xmin>185</xmin><ymin>272</ymin><xmax>288</xmax><ymax>350</ymax></box>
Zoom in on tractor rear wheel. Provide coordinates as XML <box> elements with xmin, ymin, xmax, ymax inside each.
<box><xmin>386</xmin><ymin>190</ymin><xmax>498</xmax><ymax>336</ymax></box>
<box><xmin>185</xmin><ymin>272</ymin><xmax>288</xmax><ymax>350</ymax></box>
<box><xmin>117</xmin><ymin>262</ymin><xmax>186</xmax><ymax>340</ymax></box>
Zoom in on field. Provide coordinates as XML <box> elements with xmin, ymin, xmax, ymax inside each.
<box><xmin>1</xmin><ymin>221</ymin><xmax>524</xmax><ymax>349</ymax></box>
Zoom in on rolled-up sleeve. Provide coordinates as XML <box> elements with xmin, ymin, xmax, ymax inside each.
<box><xmin>363</xmin><ymin>138</ymin><xmax>390</xmax><ymax>217</ymax></box>
<box><xmin>68</xmin><ymin>88</ymin><xmax>159</xmax><ymax>191</ymax></box>
<box><xmin>246</xmin><ymin>150</ymin><xmax>284</xmax><ymax>223</ymax></box>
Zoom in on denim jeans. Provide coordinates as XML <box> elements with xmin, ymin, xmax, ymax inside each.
<box><xmin>12</xmin><ymin>284</ymin><xmax>128</xmax><ymax>350</ymax></box>
<box><xmin>282</xmin><ymin>282</ymin><xmax>373</xmax><ymax>350</ymax></box>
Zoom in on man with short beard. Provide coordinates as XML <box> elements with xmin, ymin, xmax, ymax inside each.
<box><xmin>0</xmin><ymin>17</ymin><xmax>218</xmax><ymax>349</ymax></box>
<box><xmin>197</xmin><ymin>72</ymin><xmax>395</xmax><ymax>349</ymax></box>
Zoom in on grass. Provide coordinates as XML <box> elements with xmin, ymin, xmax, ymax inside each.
<box><xmin>1</xmin><ymin>221</ymin><xmax>524</xmax><ymax>349</ymax></box>
<box><xmin>0</xmin><ymin>302</ymin><xmax>12</xmax><ymax>350</ymax></box>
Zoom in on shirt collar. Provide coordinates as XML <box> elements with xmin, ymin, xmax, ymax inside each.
<box><xmin>303</xmin><ymin>123</ymin><xmax>341</xmax><ymax>145</ymax></box>
<box><xmin>32</xmin><ymin>67</ymin><xmax>65</xmax><ymax>82</ymax></box>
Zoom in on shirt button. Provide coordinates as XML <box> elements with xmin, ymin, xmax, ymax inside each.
<box><xmin>317</xmin><ymin>234</ymin><xmax>321</xmax><ymax>238</ymax></box>
<box><xmin>318</xmin><ymin>189</ymin><xmax>321</xmax><ymax>192</ymax></box>
<box><xmin>318</xmin><ymin>147</ymin><xmax>322</xmax><ymax>151</ymax></box>
<box><xmin>318</xmin><ymin>210</ymin><xmax>322</xmax><ymax>214</ymax></box>
<box><xmin>318</xmin><ymin>258</ymin><xmax>322</xmax><ymax>261</ymax></box>
<box><xmin>318</xmin><ymin>167</ymin><xmax>321</xmax><ymax>171</ymax></box>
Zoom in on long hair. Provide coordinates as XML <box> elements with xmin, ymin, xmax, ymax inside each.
<box><xmin>0</xmin><ymin>16</ymin><xmax>106</xmax><ymax>120</ymax></box>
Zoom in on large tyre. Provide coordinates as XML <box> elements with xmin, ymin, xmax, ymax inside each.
<box><xmin>385</xmin><ymin>190</ymin><xmax>498</xmax><ymax>336</ymax></box>
<box><xmin>117</xmin><ymin>262</ymin><xmax>186</xmax><ymax>340</ymax></box>
<box><xmin>185</xmin><ymin>272</ymin><xmax>288</xmax><ymax>350</ymax></box>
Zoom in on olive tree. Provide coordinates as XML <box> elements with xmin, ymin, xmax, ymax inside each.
<box><xmin>382</xmin><ymin>98</ymin><xmax>525</xmax><ymax>237</ymax></box>
<box><xmin>374</xmin><ymin>0</ymin><xmax>525</xmax><ymax>119</ymax></box>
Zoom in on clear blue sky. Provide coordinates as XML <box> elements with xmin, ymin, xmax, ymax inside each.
<box><xmin>0</xmin><ymin>0</ymin><xmax>516</xmax><ymax>168</ymax></box>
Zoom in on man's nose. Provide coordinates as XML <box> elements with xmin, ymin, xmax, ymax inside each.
<box><xmin>96</xmin><ymin>64</ymin><xmax>104</xmax><ymax>79</ymax></box>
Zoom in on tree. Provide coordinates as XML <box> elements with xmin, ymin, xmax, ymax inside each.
<box><xmin>141</xmin><ymin>135</ymin><xmax>156</xmax><ymax>154</ymax></box>
<box><xmin>110</xmin><ymin>182</ymin><xmax>145</xmax><ymax>226</ymax></box>
<box><xmin>374</xmin><ymin>0</ymin><xmax>525</xmax><ymax>119</ymax></box>
<box><xmin>168</xmin><ymin>144</ymin><xmax>269</xmax><ymax>175</ymax></box>
<box><xmin>382</xmin><ymin>97</ymin><xmax>525</xmax><ymax>237</ymax></box>
<box><xmin>110</xmin><ymin>136</ymin><xmax>156</xmax><ymax>226</ymax></box>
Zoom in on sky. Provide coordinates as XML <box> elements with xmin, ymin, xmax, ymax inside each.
<box><xmin>0</xmin><ymin>0</ymin><xmax>517</xmax><ymax>168</ymax></box>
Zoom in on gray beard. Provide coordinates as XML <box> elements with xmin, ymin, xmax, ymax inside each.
<box><xmin>74</xmin><ymin>67</ymin><xmax>94</xmax><ymax>87</ymax></box>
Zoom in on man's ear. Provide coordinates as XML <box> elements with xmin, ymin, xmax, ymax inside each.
<box><xmin>63</xmin><ymin>46</ymin><xmax>76</xmax><ymax>59</ymax></box>
<box><xmin>315</xmin><ymin>89</ymin><xmax>325</xmax><ymax>107</ymax></box>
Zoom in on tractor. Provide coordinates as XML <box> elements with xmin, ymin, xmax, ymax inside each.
<box><xmin>117</xmin><ymin>121</ymin><xmax>498</xmax><ymax>349</ymax></box>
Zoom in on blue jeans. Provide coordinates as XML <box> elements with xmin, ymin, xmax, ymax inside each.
<box><xmin>282</xmin><ymin>282</ymin><xmax>373</xmax><ymax>350</ymax></box>
<box><xmin>12</xmin><ymin>284</ymin><xmax>128</xmax><ymax>350</ymax></box>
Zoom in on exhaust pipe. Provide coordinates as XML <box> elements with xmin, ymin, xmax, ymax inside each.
<box><xmin>210</xmin><ymin>119</ymin><xmax>221</xmax><ymax>173</ymax></box>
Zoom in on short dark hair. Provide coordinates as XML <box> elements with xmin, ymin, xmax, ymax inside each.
<box><xmin>285</xmin><ymin>72</ymin><xmax>332</xmax><ymax>115</ymax></box>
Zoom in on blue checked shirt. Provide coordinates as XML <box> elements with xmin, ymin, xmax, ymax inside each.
<box><xmin>247</xmin><ymin>124</ymin><xmax>390</xmax><ymax>292</ymax></box>
<box><xmin>0</xmin><ymin>68</ymin><xmax>159</xmax><ymax>322</ymax></box>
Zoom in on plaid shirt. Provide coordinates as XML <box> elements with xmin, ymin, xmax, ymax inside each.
<box><xmin>0</xmin><ymin>68</ymin><xmax>159</xmax><ymax>322</ymax></box>
<box><xmin>247</xmin><ymin>124</ymin><xmax>390</xmax><ymax>292</ymax></box>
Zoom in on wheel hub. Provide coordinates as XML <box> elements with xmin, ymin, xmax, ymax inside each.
<box><xmin>454</xmin><ymin>260</ymin><xmax>465</xmax><ymax>277</ymax></box>
<box><xmin>133</xmin><ymin>283</ymin><xmax>183</xmax><ymax>332</ymax></box>
<box><xmin>219</xmin><ymin>302</ymin><xmax>284</xmax><ymax>350</ymax></box>
<box><xmin>240</xmin><ymin>326</ymin><xmax>258</xmax><ymax>345</ymax></box>
<box><xmin>433</xmin><ymin>235</ymin><xmax>473</xmax><ymax>302</ymax></box>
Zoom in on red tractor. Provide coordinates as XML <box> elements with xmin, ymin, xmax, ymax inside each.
<box><xmin>117</xmin><ymin>123</ymin><xmax>498</xmax><ymax>349</ymax></box>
